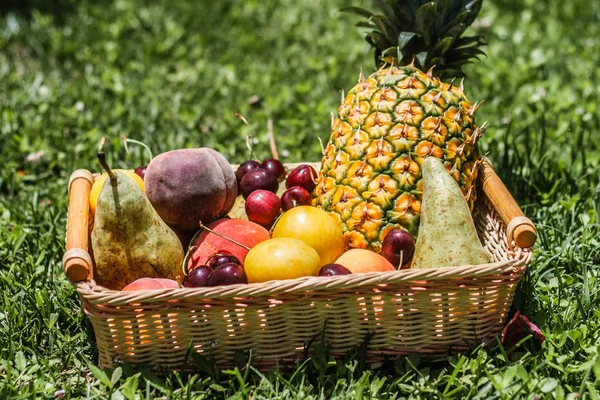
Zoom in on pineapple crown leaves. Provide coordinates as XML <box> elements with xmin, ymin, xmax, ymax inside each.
<box><xmin>342</xmin><ymin>0</ymin><xmax>486</xmax><ymax>79</ymax></box>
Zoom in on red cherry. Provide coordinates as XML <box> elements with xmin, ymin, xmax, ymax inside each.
<box><xmin>134</xmin><ymin>165</ymin><xmax>147</xmax><ymax>179</ymax></box>
<box><xmin>280</xmin><ymin>186</ymin><xmax>312</xmax><ymax>211</ymax></box>
<box><xmin>235</xmin><ymin>160</ymin><xmax>263</xmax><ymax>184</ymax></box>
<box><xmin>261</xmin><ymin>159</ymin><xmax>286</xmax><ymax>181</ymax></box>
<box><xmin>245</xmin><ymin>190</ymin><xmax>281</xmax><ymax>228</ymax></box>
<box><xmin>285</xmin><ymin>165</ymin><xmax>317</xmax><ymax>193</ymax></box>
<box><xmin>240</xmin><ymin>169</ymin><xmax>279</xmax><ymax>198</ymax></box>
<box><xmin>207</xmin><ymin>263</ymin><xmax>248</xmax><ymax>286</ymax></box>
<box><xmin>183</xmin><ymin>265</ymin><xmax>212</xmax><ymax>287</ymax></box>
<box><xmin>381</xmin><ymin>229</ymin><xmax>415</xmax><ymax>268</ymax></box>
<box><xmin>318</xmin><ymin>263</ymin><xmax>352</xmax><ymax>276</ymax></box>
<box><xmin>206</xmin><ymin>253</ymin><xmax>241</xmax><ymax>269</ymax></box>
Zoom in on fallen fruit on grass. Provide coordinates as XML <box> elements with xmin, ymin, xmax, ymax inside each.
<box><xmin>240</xmin><ymin>169</ymin><xmax>279</xmax><ymax>198</ymax></box>
<box><xmin>318</xmin><ymin>264</ymin><xmax>352</xmax><ymax>276</ymax></box>
<box><xmin>183</xmin><ymin>265</ymin><xmax>212</xmax><ymax>288</ymax></box>
<box><xmin>188</xmin><ymin>218</ymin><xmax>270</xmax><ymax>268</ymax></box>
<box><xmin>207</xmin><ymin>263</ymin><xmax>248</xmax><ymax>286</ymax></box>
<box><xmin>245</xmin><ymin>190</ymin><xmax>281</xmax><ymax>227</ymax></box>
<box><xmin>235</xmin><ymin>160</ymin><xmax>263</xmax><ymax>183</ymax></box>
<box><xmin>381</xmin><ymin>229</ymin><xmax>415</xmax><ymax>268</ymax></box>
<box><xmin>280</xmin><ymin>186</ymin><xmax>312</xmax><ymax>211</ymax></box>
<box><xmin>261</xmin><ymin>158</ymin><xmax>286</xmax><ymax>181</ymax></box>
<box><xmin>145</xmin><ymin>148</ymin><xmax>238</xmax><ymax>234</ymax></box>
<box><xmin>285</xmin><ymin>164</ymin><xmax>317</xmax><ymax>192</ymax></box>
<box><xmin>272</xmin><ymin>206</ymin><xmax>344</xmax><ymax>264</ymax></box>
<box><xmin>244</xmin><ymin>238</ymin><xmax>321</xmax><ymax>283</ymax></box>
<box><xmin>334</xmin><ymin>249</ymin><xmax>395</xmax><ymax>274</ymax></box>
<box><xmin>89</xmin><ymin>169</ymin><xmax>144</xmax><ymax>216</ymax></box>
<box><xmin>122</xmin><ymin>278</ymin><xmax>180</xmax><ymax>291</ymax></box>
<box><xmin>206</xmin><ymin>253</ymin><xmax>241</xmax><ymax>269</ymax></box>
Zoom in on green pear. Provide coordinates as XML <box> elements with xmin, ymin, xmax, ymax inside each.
<box><xmin>91</xmin><ymin>153</ymin><xmax>184</xmax><ymax>290</ymax></box>
<box><xmin>411</xmin><ymin>157</ymin><xmax>489</xmax><ymax>269</ymax></box>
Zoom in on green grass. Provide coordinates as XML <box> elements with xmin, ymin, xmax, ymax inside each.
<box><xmin>1</xmin><ymin>0</ymin><xmax>599</xmax><ymax>398</ymax></box>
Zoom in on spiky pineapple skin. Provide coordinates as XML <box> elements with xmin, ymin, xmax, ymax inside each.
<box><xmin>313</xmin><ymin>65</ymin><xmax>483</xmax><ymax>253</ymax></box>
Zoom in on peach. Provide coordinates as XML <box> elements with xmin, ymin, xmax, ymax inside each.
<box><xmin>334</xmin><ymin>249</ymin><xmax>396</xmax><ymax>274</ymax></box>
<box><xmin>188</xmin><ymin>218</ymin><xmax>270</xmax><ymax>268</ymax></box>
<box><xmin>122</xmin><ymin>278</ymin><xmax>180</xmax><ymax>291</ymax></box>
<box><xmin>145</xmin><ymin>148</ymin><xmax>238</xmax><ymax>234</ymax></box>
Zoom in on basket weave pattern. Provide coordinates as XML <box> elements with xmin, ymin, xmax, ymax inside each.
<box><xmin>76</xmin><ymin>195</ymin><xmax>530</xmax><ymax>369</ymax></box>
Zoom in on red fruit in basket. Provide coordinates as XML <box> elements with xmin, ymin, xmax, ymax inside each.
<box><xmin>235</xmin><ymin>160</ymin><xmax>263</xmax><ymax>183</ymax></box>
<box><xmin>188</xmin><ymin>218</ymin><xmax>270</xmax><ymax>268</ymax></box>
<box><xmin>261</xmin><ymin>158</ymin><xmax>286</xmax><ymax>181</ymax></box>
<box><xmin>183</xmin><ymin>265</ymin><xmax>212</xmax><ymax>288</ymax></box>
<box><xmin>285</xmin><ymin>165</ymin><xmax>317</xmax><ymax>192</ymax></box>
<box><xmin>381</xmin><ymin>229</ymin><xmax>415</xmax><ymax>268</ymax></box>
<box><xmin>245</xmin><ymin>190</ymin><xmax>281</xmax><ymax>227</ymax></box>
<box><xmin>240</xmin><ymin>169</ymin><xmax>279</xmax><ymax>198</ymax></box>
<box><xmin>206</xmin><ymin>253</ymin><xmax>241</xmax><ymax>269</ymax></box>
<box><xmin>318</xmin><ymin>263</ymin><xmax>352</xmax><ymax>277</ymax></box>
<box><xmin>207</xmin><ymin>263</ymin><xmax>248</xmax><ymax>286</ymax></box>
<box><xmin>134</xmin><ymin>165</ymin><xmax>147</xmax><ymax>180</ymax></box>
<box><xmin>280</xmin><ymin>186</ymin><xmax>312</xmax><ymax>211</ymax></box>
<box><xmin>122</xmin><ymin>277</ymin><xmax>180</xmax><ymax>291</ymax></box>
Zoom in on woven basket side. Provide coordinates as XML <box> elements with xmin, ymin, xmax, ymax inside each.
<box><xmin>79</xmin><ymin>194</ymin><xmax>529</xmax><ymax>369</ymax></box>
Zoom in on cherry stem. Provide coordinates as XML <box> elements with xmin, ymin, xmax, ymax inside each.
<box><xmin>398</xmin><ymin>250</ymin><xmax>404</xmax><ymax>270</ymax></box>
<box><xmin>235</xmin><ymin>113</ymin><xmax>256</xmax><ymax>160</ymax></box>
<box><xmin>199</xmin><ymin>222</ymin><xmax>251</xmax><ymax>251</ymax></box>
<box><xmin>122</xmin><ymin>136</ymin><xmax>154</xmax><ymax>167</ymax></box>
<box><xmin>181</xmin><ymin>227</ymin><xmax>204</xmax><ymax>276</ymax></box>
<box><xmin>267</xmin><ymin>118</ymin><xmax>279</xmax><ymax>160</ymax></box>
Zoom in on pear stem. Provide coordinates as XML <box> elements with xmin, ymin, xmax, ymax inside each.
<box><xmin>199</xmin><ymin>222</ymin><xmax>251</xmax><ymax>251</ymax></box>
<box><xmin>97</xmin><ymin>152</ymin><xmax>116</xmax><ymax>184</ymax></box>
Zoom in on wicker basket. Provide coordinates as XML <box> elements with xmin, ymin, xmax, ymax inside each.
<box><xmin>63</xmin><ymin>160</ymin><xmax>535</xmax><ymax>370</ymax></box>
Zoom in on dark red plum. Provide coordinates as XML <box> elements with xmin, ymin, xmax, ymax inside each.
<box><xmin>207</xmin><ymin>263</ymin><xmax>248</xmax><ymax>286</ymax></box>
<box><xmin>240</xmin><ymin>169</ymin><xmax>279</xmax><ymax>198</ymax></box>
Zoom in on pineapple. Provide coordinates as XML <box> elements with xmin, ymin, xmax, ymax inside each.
<box><xmin>313</xmin><ymin>0</ymin><xmax>487</xmax><ymax>252</ymax></box>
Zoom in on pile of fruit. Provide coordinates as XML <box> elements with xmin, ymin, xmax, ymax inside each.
<box><xmin>89</xmin><ymin>146</ymin><xmax>488</xmax><ymax>292</ymax></box>
<box><xmin>86</xmin><ymin>0</ymin><xmax>493</xmax><ymax>292</ymax></box>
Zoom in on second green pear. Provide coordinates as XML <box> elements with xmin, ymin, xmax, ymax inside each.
<box><xmin>411</xmin><ymin>157</ymin><xmax>490</xmax><ymax>269</ymax></box>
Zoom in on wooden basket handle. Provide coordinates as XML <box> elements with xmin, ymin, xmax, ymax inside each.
<box><xmin>479</xmin><ymin>159</ymin><xmax>537</xmax><ymax>248</ymax></box>
<box><xmin>63</xmin><ymin>169</ymin><xmax>94</xmax><ymax>282</ymax></box>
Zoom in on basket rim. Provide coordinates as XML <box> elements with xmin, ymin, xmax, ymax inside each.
<box><xmin>76</xmin><ymin>253</ymin><xmax>529</xmax><ymax>305</ymax></box>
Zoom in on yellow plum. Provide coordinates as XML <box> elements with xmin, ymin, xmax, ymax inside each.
<box><xmin>244</xmin><ymin>238</ymin><xmax>321</xmax><ymax>283</ymax></box>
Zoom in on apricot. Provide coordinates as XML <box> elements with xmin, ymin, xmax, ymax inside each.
<box><xmin>188</xmin><ymin>218</ymin><xmax>270</xmax><ymax>268</ymax></box>
<box><xmin>122</xmin><ymin>278</ymin><xmax>180</xmax><ymax>291</ymax></box>
<box><xmin>334</xmin><ymin>249</ymin><xmax>396</xmax><ymax>274</ymax></box>
<box><xmin>145</xmin><ymin>148</ymin><xmax>238</xmax><ymax>234</ymax></box>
